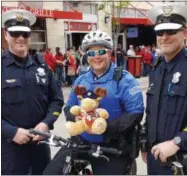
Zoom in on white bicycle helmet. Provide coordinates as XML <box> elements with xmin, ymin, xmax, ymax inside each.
<box><xmin>81</xmin><ymin>30</ymin><xmax>113</xmax><ymax>52</ymax></box>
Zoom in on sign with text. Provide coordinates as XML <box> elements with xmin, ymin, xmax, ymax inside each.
<box><xmin>2</xmin><ymin>6</ymin><xmax>82</xmax><ymax>20</ymax></box>
<box><xmin>65</xmin><ymin>22</ymin><xmax>97</xmax><ymax>31</ymax></box>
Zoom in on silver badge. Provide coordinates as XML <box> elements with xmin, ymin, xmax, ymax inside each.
<box><xmin>172</xmin><ymin>72</ymin><xmax>181</xmax><ymax>84</ymax></box>
<box><xmin>162</xmin><ymin>5</ymin><xmax>173</xmax><ymax>17</ymax></box>
<box><xmin>41</xmin><ymin>78</ymin><xmax>46</xmax><ymax>84</ymax></box>
<box><xmin>37</xmin><ymin>67</ymin><xmax>45</xmax><ymax>76</ymax></box>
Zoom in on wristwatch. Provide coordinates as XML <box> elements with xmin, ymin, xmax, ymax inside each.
<box><xmin>173</xmin><ymin>136</ymin><xmax>182</xmax><ymax>147</ymax></box>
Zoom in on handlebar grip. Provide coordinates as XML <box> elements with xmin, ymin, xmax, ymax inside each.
<box><xmin>100</xmin><ymin>147</ymin><xmax>122</xmax><ymax>155</ymax></box>
<box><xmin>29</xmin><ymin>129</ymin><xmax>67</xmax><ymax>143</ymax></box>
<box><xmin>29</xmin><ymin>129</ymin><xmax>51</xmax><ymax>138</ymax></box>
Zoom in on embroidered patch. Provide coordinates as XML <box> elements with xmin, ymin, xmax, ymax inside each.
<box><xmin>129</xmin><ymin>86</ymin><xmax>141</xmax><ymax>95</ymax></box>
<box><xmin>6</xmin><ymin>79</ymin><xmax>16</xmax><ymax>83</ymax></box>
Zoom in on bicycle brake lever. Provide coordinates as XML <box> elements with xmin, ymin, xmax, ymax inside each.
<box><xmin>172</xmin><ymin>161</ymin><xmax>184</xmax><ymax>175</ymax></box>
<box><xmin>99</xmin><ymin>155</ymin><xmax>110</xmax><ymax>162</ymax></box>
<box><xmin>38</xmin><ymin>135</ymin><xmax>60</xmax><ymax>147</ymax></box>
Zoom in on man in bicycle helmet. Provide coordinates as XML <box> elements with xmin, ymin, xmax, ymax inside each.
<box><xmin>63</xmin><ymin>30</ymin><xmax>144</xmax><ymax>175</ymax></box>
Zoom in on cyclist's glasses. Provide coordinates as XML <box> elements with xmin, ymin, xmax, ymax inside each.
<box><xmin>87</xmin><ymin>49</ymin><xmax>108</xmax><ymax>57</ymax></box>
<box><xmin>8</xmin><ymin>31</ymin><xmax>31</xmax><ymax>38</ymax></box>
<box><xmin>156</xmin><ymin>29</ymin><xmax>183</xmax><ymax>37</ymax></box>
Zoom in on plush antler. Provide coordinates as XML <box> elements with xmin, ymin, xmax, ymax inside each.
<box><xmin>94</xmin><ymin>87</ymin><xmax>107</xmax><ymax>100</ymax></box>
<box><xmin>74</xmin><ymin>85</ymin><xmax>87</xmax><ymax>99</ymax></box>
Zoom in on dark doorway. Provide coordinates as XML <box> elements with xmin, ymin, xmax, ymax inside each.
<box><xmin>126</xmin><ymin>25</ymin><xmax>156</xmax><ymax>48</ymax></box>
<box><xmin>72</xmin><ymin>33</ymin><xmax>87</xmax><ymax>50</ymax></box>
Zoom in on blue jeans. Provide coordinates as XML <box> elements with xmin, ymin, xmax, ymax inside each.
<box><xmin>55</xmin><ymin>67</ymin><xmax>66</xmax><ymax>86</ymax></box>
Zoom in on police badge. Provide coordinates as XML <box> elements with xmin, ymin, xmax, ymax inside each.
<box><xmin>162</xmin><ymin>5</ymin><xmax>173</xmax><ymax>17</ymax></box>
<box><xmin>172</xmin><ymin>72</ymin><xmax>181</xmax><ymax>84</ymax></box>
<box><xmin>16</xmin><ymin>12</ymin><xmax>24</xmax><ymax>22</ymax></box>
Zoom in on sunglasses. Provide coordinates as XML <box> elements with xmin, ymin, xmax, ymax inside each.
<box><xmin>8</xmin><ymin>31</ymin><xmax>31</xmax><ymax>38</ymax></box>
<box><xmin>87</xmin><ymin>49</ymin><xmax>108</xmax><ymax>57</ymax></box>
<box><xmin>156</xmin><ymin>29</ymin><xmax>183</xmax><ymax>37</ymax></box>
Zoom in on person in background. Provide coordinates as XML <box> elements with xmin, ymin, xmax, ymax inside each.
<box><xmin>55</xmin><ymin>47</ymin><xmax>65</xmax><ymax>86</ymax></box>
<box><xmin>76</xmin><ymin>46</ymin><xmax>90</xmax><ymax>75</ymax></box>
<box><xmin>116</xmin><ymin>44</ymin><xmax>127</xmax><ymax>69</ymax></box>
<box><xmin>142</xmin><ymin>46</ymin><xmax>152</xmax><ymax>76</ymax></box>
<box><xmin>44</xmin><ymin>48</ymin><xmax>56</xmax><ymax>72</ymax></box>
<box><xmin>1</xmin><ymin>9</ymin><xmax>64</xmax><ymax>175</ymax></box>
<box><xmin>127</xmin><ymin>45</ymin><xmax>135</xmax><ymax>56</ymax></box>
<box><xmin>66</xmin><ymin>48</ymin><xmax>77</xmax><ymax>85</ymax></box>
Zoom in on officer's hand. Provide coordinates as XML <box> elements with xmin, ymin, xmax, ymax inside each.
<box><xmin>141</xmin><ymin>152</ymin><xmax>147</xmax><ymax>163</ymax></box>
<box><xmin>32</xmin><ymin>122</ymin><xmax>49</xmax><ymax>141</ymax></box>
<box><xmin>13</xmin><ymin>128</ymin><xmax>34</xmax><ymax>145</ymax></box>
<box><xmin>151</xmin><ymin>140</ymin><xmax>180</xmax><ymax>163</ymax></box>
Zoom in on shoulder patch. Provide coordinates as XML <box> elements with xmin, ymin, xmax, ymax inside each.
<box><xmin>129</xmin><ymin>86</ymin><xmax>142</xmax><ymax>95</ymax></box>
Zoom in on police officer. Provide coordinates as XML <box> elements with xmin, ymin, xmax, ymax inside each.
<box><xmin>1</xmin><ymin>9</ymin><xmax>64</xmax><ymax>175</ymax></box>
<box><xmin>141</xmin><ymin>3</ymin><xmax>187</xmax><ymax>175</ymax></box>
<box><xmin>61</xmin><ymin>31</ymin><xmax>144</xmax><ymax>175</ymax></box>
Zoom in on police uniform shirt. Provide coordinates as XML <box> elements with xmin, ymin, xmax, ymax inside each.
<box><xmin>147</xmin><ymin>48</ymin><xmax>187</xmax><ymax>147</ymax></box>
<box><xmin>2</xmin><ymin>51</ymin><xmax>64</xmax><ymax>140</ymax></box>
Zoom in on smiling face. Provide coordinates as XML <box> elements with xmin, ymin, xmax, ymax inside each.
<box><xmin>156</xmin><ymin>29</ymin><xmax>187</xmax><ymax>59</ymax></box>
<box><xmin>4</xmin><ymin>31</ymin><xmax>30</xmax><ymax>56</ymax></box>
<box><xmin>87</xmin><ymin>46</ymin><xmax>111</xmax><ymax>75</ymax></box>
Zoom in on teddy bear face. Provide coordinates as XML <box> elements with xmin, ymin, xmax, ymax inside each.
<box><xmin>81</xmin><ymin>98</ymin><xmax>99</xmax><ymax>112</ymax></box>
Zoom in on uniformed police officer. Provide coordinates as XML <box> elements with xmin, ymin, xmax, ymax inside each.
<box><xmin>60</xmin><ymin>31</ymin><xmax>144</xmax><ymax>175</ymax></box>
<box><xmin>141</xmin><ymin>3</ymin><xmax>187</xmax><ymax>175</ymax></box>
<box><xmin>1</xmin><ymin>9</ymin><xmax>64</xmax><ymax>175</ymax></box>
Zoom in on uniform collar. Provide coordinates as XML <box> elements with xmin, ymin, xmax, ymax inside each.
<box><xmin>165</xmin><ymin>48</ymin><xmax>186</xmax><ymax>72</ymax></box>
<box><xmin>4</xmin><ymin>50</ymin><xmax>36</xmax><ymax>68</ymax></box>
<box><xmin>85</xmin><ymin>62</ymin><xmax>115</xmax><ymax>84</ymax></box>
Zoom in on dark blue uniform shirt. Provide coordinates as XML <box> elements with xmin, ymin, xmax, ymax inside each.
<box><xmin>146</xmin><ymin>48</ymin><xmax>187</xmax><ymax>150</ymax></box>
<box><xmin>2</xmin><ymin>51</ymin><xmax>64</xmax><ymax>141</ymax></box>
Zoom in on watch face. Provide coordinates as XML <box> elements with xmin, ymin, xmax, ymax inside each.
<box><xmin>174</xmin><ymin>136</ymin><xmax>181</xmax><ymax>145</ymax></box>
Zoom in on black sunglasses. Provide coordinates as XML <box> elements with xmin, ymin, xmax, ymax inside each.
<box><xmin>8</xmin><ymin>31</ymin><xmax>31</xmax><ymax>38</ymax></box>
<box><xmin>156</xmin><ymin>29</ymin><xmax>183</xmax><ymax>37</ymax></box>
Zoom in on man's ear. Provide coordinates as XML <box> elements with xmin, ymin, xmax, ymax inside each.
<box><xmin>4</xmin><ymin>30</ymin><xmax>8</xmax><ymax>41</ymax></box>
<box><xmin>184</xmin><ymin>29</ymin><xmax>187</xmax><ymax>39</ymax></box>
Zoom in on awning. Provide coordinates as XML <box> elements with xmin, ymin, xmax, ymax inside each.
<box><xmin>2</xmin><ymin>6</ymin><xmax>82</xmax><ymax>20</ymax></box>
<box><xmin>113</xmin><ymin>17</ymin><xmax>152</xmax><ymax>26</ymax></box>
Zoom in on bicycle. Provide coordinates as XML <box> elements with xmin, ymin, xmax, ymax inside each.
<box><xmin>29</xmin><ymin>129</ymin><xmax>137</xmax><ymax>175</ymax></box>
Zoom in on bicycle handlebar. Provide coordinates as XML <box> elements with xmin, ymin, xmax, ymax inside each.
<box><xmin>29</xmin><ymin>128</ymin><xmax>67</xmax><ymax>143</ymax></box>
<box><xmin>29</xmin><ymin>129</ymin><xmax>122</xmax><ymax>156</ymax></box>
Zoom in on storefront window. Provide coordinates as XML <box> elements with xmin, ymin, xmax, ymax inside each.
<box><xmin>30</xmin><ymin>18</ymin><xmax>46</xmax><ymax>51</ymax></box>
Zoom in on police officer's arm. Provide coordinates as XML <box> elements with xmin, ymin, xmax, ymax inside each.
<box><xmin>106</xmin><ymin>78</ymin><xmax>144</xmax><ymax>135</ymax></box>
<box><xmin>2</xmin><ymin>118</ymin><xmax>18</xmax><ymax>140</ymax></box>
<box><xmin>42</xmin><ymin>71</ymin><xmax>64</xmax><ymax>129</ymax></box>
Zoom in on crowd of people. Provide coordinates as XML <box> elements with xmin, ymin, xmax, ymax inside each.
<box><xmin>28</xmin><ymin>46</ymin><xmax>89</xmax><ymax>87</ymax></box>
<box><xmin>27</xmin><ymin>43</ymin><xmax>161</xmax><ymax>88</ymax></box>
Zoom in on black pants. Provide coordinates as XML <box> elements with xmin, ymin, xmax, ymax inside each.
<box><xmin>1</xmin><ymin>137</ymin><xmax>51</xmax><ymax>175</ymax></box>
<box><xmin>147</xmin><ymin>150</ymin><xmax>174</xmax><ymax>175</ymax></box>
<box><xmin>76</xmin><ymin>151</ymin><xmax>132</xmax><ymax>175</ymax></box>
<box><xmin>43</xmin><ymin>146</ymin><xmax>133</xmax><ymax>175</ymax></box>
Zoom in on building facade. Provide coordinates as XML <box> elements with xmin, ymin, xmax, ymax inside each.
<box><xmin>2</xmin><ymin>1</ymin><xmax>186</xmax><ymax>53</ymax></box>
